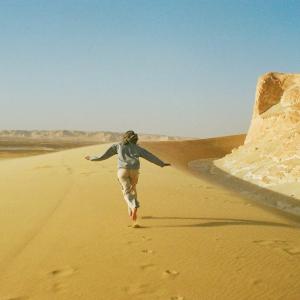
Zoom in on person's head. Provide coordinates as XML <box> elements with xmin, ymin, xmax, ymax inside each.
<box><xmin>122</xmin><ymin>130</ymin><xmax>138</xmax><ymax>144</ymax></box>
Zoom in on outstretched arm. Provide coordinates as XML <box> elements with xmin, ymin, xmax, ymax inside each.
<box><xmin>138</xmin><ymin>146</ymin><xmax>170</xmax><ymax>167</ymax></box>
<box><xmin>85</xmin><ymin>144</ymin><xmax>118</xmax><ymax>161</ymax></box>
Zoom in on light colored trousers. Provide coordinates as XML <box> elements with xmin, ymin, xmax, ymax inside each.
<box><xmin>117</xmin><ymin>168</ymin><xmax>140</xmax><ymax>211</ymax></box>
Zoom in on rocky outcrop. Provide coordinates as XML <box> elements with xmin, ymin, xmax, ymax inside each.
<box><xmin>216</xmin><ymin>72</ymin><xmax>300</xmax><ymax>198</ymax></box>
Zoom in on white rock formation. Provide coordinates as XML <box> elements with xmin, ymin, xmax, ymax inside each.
<box><xmin>216</xmin><ymin>72</ymin><xmax>300</xmax><ymax>198</ymax></box>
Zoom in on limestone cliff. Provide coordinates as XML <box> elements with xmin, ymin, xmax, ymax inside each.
<box><xmin>216</xmin><ymin>72</ymin><xmax>300</xmax><ymax>198</ymax></box>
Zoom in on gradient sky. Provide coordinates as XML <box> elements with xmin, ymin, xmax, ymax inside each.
<box><xmin>1</xmin><ymin>0</ymin><xmax>299</xmax><ymax>138</ymax></box>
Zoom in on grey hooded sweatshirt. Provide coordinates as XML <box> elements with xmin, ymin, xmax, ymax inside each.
<box><xmin>90</xmin><ymin>142</ymin><xmax>165</xmax><ymax>169</ymax></box>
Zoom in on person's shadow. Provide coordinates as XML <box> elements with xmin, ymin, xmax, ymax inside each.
<box><xmin>141</xmin><ymin>216</ymin><xmax>300</xmax><ymax>229</ymax></box>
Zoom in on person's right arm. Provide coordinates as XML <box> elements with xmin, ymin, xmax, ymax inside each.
<box><xmin>85</xmin><ymin>144</ymin><xmax>118</xmax><ymax>161</ymax></box>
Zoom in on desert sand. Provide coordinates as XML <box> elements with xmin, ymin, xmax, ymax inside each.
<box><xmin>0</xmin><ymin>137</ymin><xmax>300</xmax><ymax>300</ymax></box>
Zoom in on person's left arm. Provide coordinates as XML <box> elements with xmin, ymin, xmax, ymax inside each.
<box><xmin>137</xmin><ymin>146</ymin><xmax>170</xmax><ymax>167</ymax></box>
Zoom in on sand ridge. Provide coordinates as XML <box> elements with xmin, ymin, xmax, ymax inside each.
<box><xmin>0</xmin><ymin>140</ymin><xmax>300</xmax><ymax>299</ymax></box>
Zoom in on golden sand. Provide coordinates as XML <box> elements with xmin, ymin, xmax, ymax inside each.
<box><xmin>0</xmin><ymin>138</ymin><xmax>299</xmax><ymax>300</ymax></box>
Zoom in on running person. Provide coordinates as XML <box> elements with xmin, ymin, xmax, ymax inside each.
<box><xmin>85</xmin><ymin>130</ymin><xmax>171</xmax><ymax>227</ymax></box>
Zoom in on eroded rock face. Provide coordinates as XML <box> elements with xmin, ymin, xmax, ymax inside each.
<box><xmin>216</xmin><ymin>72</ymin><xmax>300</xmax><ymax>197</ymax></box>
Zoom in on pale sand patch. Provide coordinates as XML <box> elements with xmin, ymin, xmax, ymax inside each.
<box><xmin>0</xmin><ymin>139</ymin><xmax>299</xmax><ymax>299</ymax></box>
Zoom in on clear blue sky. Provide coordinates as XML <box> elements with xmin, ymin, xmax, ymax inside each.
<box><xmin>1</xmin><ymin>0</ymin><xmax>299</xmax><ymax>138</ymax></box>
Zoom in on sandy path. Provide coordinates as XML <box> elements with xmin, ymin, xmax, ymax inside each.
<box><xmin>0</xmin><ymin>139</ymin><xmax>300</xmax><ymax>300</ymax></box>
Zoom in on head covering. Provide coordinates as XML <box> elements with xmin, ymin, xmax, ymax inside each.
<box><xmin>122</xmin><ymin>130</ymin><xmax>138</xmax><ymax>144</ymax></box>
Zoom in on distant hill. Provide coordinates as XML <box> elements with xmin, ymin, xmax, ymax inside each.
<box><xmin>0</xmin><ymin>130</ymin><xmax>188</xmax><ymax>142</ymax></box>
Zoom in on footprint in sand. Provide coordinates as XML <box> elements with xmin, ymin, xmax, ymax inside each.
<box><xmin>140</xmin><ymin>263</ymin><xmax>157</xmax><ymax>271</ymax></box>
<box><xmin>141</xmin><ymin>249</ymin><xmax>154</xmax><ymax>254</ymax></box>
<box><xmin>48</xmin><ymin>266</ymin><xmax>76</xmax><ymax>277</ymax></box>
<box><xmin>47</xmin><ymin>266</ymin><xmax>76</xmax><ymax>293</ymax></box>
<box><xmin>126</xmin><ymin>240</ymin><xmax>135</xmax><ymax>245</ymax></box>
<box><xmin>162</xmin><ymin>269</ymin><xmax>180</xmax><ymax>279</ymax></box>
<box><xmin>126</xmin><ymin>235</ymin><xmax>151</xmax><ymax>245</ymax></box>
<box><xmin>64</xmin><ymin>166</ymin><xmax>73</xmax><ymax>174</ymax></box>
<box><xmin>250</xmin><ymin>279</ymin><xmax>263</xmax><ymax>286</ymax></box>
<box><xmin>142</xmin><ymin>236</ymin><xmax>152</xmax><ymax>242</ymax></box>
<box><xmin>51</xmin><ymin>282</ymin><xmax>68</xmax><ymax>293</ymax></box>
<box><xmin>283</xmin><ymin>247</ymin><xmax>300</xmax><ymax>255</ymax></box>
<box><xmin>253</xmin><ymin>240</ymin><xmax>300</xmax><ymax>256</ymax></box>
<box><xmin>123</xmin><ymin>283</ymin><xmax>155</xmax><ymax>296</ymax></box>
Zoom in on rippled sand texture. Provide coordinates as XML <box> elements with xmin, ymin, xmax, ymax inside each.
<box><xmin>0</xmin><ymin>139</ymin><xmax>300</xmax><ymax>300</ymax></box>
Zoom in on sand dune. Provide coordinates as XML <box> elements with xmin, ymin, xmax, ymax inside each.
<box><xmin>141</xmin><ymin>134</ymin><xmax>245</xmax><ymax>171</ymax></box>
<box><xmin>0</xmin><ymin>139</ymin><xmax>300</xmax><ymax>300</ymax></box>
